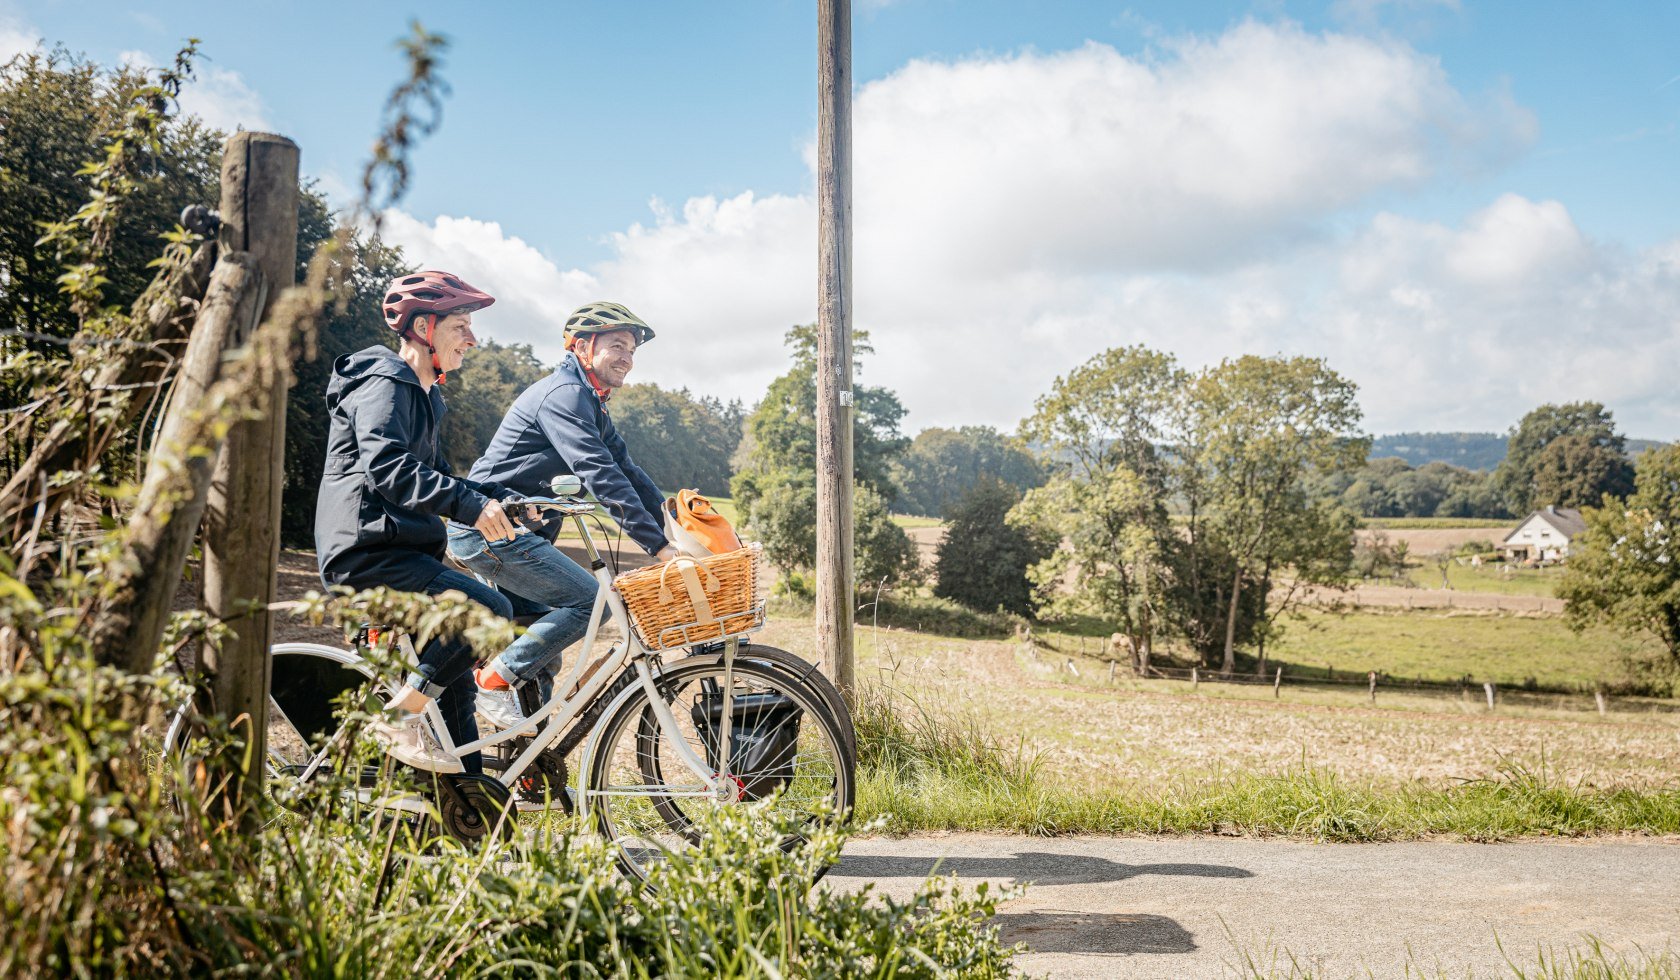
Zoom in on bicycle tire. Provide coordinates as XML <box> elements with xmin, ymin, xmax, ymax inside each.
<box><xmin>584</xmin><ymin>657</ymin><xmax>855</xmax><ymax>885</ymax></box>
<box><xmin>163</xmin><ymin>642</ymin><xmax>383</xmax><ymax>808</ymax></box>
<box><xmin>703</xmin><ymin>641</ymin><xmax>858</xmax><ymax>765</ymax></box>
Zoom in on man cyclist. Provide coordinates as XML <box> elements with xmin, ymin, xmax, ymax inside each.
<box><xmin>446</xmin><ymin>301</ymin><xmax>678</xmax><ymax>728</ymax></box>
<box><xmin>315</xmin><ymin>271</ymin><xmax>568</xmax><ymax>773</ymax></box>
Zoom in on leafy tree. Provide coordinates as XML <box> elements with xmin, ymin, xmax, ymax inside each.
<box><xmin>1013</xmin><ymin>345</ymin><xmax>1182</xmax><ymax>668</ymax></box>
<box><xmin>1311</xmin><ymin>455</ymin><xmax>1508</xmax><ymax>520</ymax></box>
<box><xmin>0</xmin><ymin>50</ymin><xmax>220</xmax><ymax>342</ymax></box>
<box><xmin>854</xmin><ymin>484</ymin><xmax>921</xmax><ymax>589</ymax></box>
<box><xmin>1530</xmin><ymin>432</ymin><xmax>1636</xmax><ymax>509</ymax></box>
<box><xmin>1434</xmin><ymin>471</ymin><xmax>1509</xmax><ymax>519</ymax></box>
<box><xmin>1495</xmin><ymin>402</ymin><xmax>1628</xmax><ymax>514</ymax></box>
<box><xmin>892</xmin><ymin>426</ymin><xmax>1042</xmax><ymax>518</ymax></box>
<box><xmin>0</xmin><ymin>49</ymin><xmax>221</xmax><ymax>477</ymax></box>
<box><xmin>934</xmin><ymin>478</ymin><xmax>1052</xmax><ymax>617</ymax></box>
<box><xmin>1189</xmin><ymin>355</ymin><xmax>1365</xmax><ymax>674</ymax></box>
<box><xmin>611</xmin><ymin>383</ymin><xmax>744</xmax><ymax>495</ymax></box>
<box><xmin>731</xmin><ymin>325</ymin><xmax>916</xmax><ymax>586</ymax></box>
<box><xmin>1559</xmin><ymin>443</ymin><xmax>1680</xmax><ymax>666</ymax></box>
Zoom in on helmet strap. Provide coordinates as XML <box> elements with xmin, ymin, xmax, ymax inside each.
<box><xmin>574</xmin><ymin>334</ymin><xmax>613</xmax><ymax>402</ymax></box>
<box><xmin>405</xmin><ymin>313</ymin><xmax>447</xmax><ymax>385</ymax></box>
<box><xmin>426</xmin><ymin>314</ymin><xmax>447</xmax><ymax>385</ymax></box>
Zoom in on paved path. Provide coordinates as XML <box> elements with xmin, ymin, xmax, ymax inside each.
<box><xmin>830</xmin><ymin>835</ymin><xmax>1680</xmax><ymax>978</ymax></box>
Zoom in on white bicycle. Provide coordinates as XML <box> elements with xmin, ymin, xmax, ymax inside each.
<box><xmin>166</xmin><ymin>482</ymin><xmax>855</xmax><ymax>883</ymax></box>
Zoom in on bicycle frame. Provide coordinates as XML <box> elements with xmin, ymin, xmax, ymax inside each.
<box><xmin>410</xmin><ymin>498</ymin><xmax>743</xmax><ymax>816</ymax></box>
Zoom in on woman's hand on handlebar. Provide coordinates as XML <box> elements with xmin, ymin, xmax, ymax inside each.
<box><xmin>476</xmin><ymin>499</ymin><xmax>518</xmax><ymax>541</ymax></box>
<box><xmin>656</xmin><ymin>545</ymin><xmax>680</xmax><ymax>563</ymax></box>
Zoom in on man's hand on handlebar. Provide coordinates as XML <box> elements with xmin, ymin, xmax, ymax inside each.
<box><xmin>476</xmin><ymin>499</ymin><xmax>519</xmax><ymax>541</ymax></box>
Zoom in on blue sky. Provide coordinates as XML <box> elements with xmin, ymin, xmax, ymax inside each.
<box><xmin>4</xmin><ymin>1</ymin><xmax>1678</xmax><ymax>438</ymax></box>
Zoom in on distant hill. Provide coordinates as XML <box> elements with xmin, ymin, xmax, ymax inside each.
<box><xmin>1370</xmin><ymin>433</ymin><xmax>1507</xmax><ymax>470</ymax></box>
<box><xmin>1371</xmin><ymin>432</ymin><xmax>1670</xmax><ymax>471</ymax></box>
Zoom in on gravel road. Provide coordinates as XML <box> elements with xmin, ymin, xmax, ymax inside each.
<box><xmin>830</xmin><ymin>834</ymin><xmax>1680</xmax><ymax>978</ymax></box>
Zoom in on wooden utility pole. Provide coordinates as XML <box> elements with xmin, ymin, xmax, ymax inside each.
<box><xmin>201</xmin><ymin>132</ymin><xmax>298</xmax><ymax>808</ymax></box>
<box><xmin>816</xmin><ymin>0</ymin><xmax>856</xmax><ymax>702</ymax></box>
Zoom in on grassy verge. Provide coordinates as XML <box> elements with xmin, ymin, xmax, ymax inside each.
<box><xmin>853</xmin><ymin>681</ymin><xmax>1680</xmax><ymax>840</ymax></box>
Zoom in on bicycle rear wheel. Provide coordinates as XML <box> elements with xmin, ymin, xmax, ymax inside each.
<box><xmin>700</xmin><ymin>641</ymin><xmax>857</xmax><ymax>765</ymax></box>
<box><xmin>163</xmin><ymin>642</ymin><xmax>382</xmax><ymax>806</ymax></box>
<box><xmin>584</xmin><ymin>656</ymin><xmax>854</xmax><ymax>884</ymax></box>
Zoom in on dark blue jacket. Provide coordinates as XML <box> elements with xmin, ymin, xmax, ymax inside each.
<box><xmin>467</xmin><ymin>353</ymin><xmax>668</xmax><ymax>555</ymax></box>
<box><xmin>315</xmin><ymin>345</ymin><xmax>508</xmax><ymax>592</ymax></box>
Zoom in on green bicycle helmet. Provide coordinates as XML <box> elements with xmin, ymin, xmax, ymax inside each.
<box><xmin>563</xmin><ymin>301</ymin><xmax>656</xmax><ymax>350</ymax></box>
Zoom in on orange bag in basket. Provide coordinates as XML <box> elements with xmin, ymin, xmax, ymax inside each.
<box><xmin>663</xmin><ymin>489</ymin><xmax>742</xmax><ymax>557</ymax></box>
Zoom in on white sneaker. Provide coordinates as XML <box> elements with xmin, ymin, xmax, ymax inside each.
<box><xmin>371</xmin><ymin>712</ymin><xmax>464</xmax><ymax>773</ymax></box>
<box><xmin>475</xmin><ymin>684</ymin><xmax>525</xmax><ymax>731</ymax></box>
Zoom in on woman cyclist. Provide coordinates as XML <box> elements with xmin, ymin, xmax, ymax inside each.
<box><xmin>314</xmin><ymin>270</ymin><xmax>556</xmax><ymax>773</ymax></box>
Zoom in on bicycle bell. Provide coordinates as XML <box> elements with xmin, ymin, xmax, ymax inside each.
<box><xmin>551</xmin><ymin>474</ymin><xmax>583</xmax><ymax>497</ymax></box>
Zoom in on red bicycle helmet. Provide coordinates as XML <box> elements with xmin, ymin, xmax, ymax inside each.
<box><xmin>382</xmin><ymin>270</ymin><xmax>495</xmax><ymax>334</ymax></box>
<box><xmin>381</xmin><ymin>271</ymin><xmax>495</xmax><ymax>384</ymax></box>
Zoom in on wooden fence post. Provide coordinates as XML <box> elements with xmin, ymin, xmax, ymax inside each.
<box><xmin>1484</xmin><ymin>682</ymin><xmax>1496</xmax><ymax>710</ymax></box>
<box><xmin>88</xmin><ymin>255</ymin><xmax>265</xmax><ymax>677</ymax></box>
<box><xmin>200</xmin><ymin>132</ymin><xmax>298</xmax><ymax>812</ymax></box>
<box><xmin>1191</xmin><ymin>667</ymin><xmax>1199</xmax><ymax>691</ymax></box>
<box><xmin>1368</xmin><ymin>670</ymin><xmax>1377</xmax><ymax>703</ymax></box>
<box><xmin>1594</xmin><ymin>690</ymin><xmax>1607</xmax><ymax>716</ymax></box>
<box><xmin>1273</xmin><ymin>667</ymin><xmax>1283</xmax><ymax>699</ymax></box>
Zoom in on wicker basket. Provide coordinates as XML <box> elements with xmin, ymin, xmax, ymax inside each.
<box><xmin>614</xmin><ymin>544</ymin><xmax>765</xmax><ymax>650</ymax></box>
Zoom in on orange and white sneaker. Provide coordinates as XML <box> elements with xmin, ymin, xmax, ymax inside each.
<box><xmin>474</xmin><ymin>667</ymin><xmax>525</xmax><ymax>731</ymax></box>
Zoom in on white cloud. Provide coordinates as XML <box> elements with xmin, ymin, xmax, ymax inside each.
<box><xmin>378</xmin><ymin>211</ymin><xmax>597</xmax><ymax>349</ymax></box>
<box><xmin>380</xmin><ymin>22</ymin><xmax>1677</xmax><ymax>440</ymax></box>
<box><xmin>120</xmin><ymin>49</ymin><xmax>271</xmax><ymax>133</ymax></box>
<box><xmin>0</xmin><ymin>13</ymin><xmax>41</xmax><ymax>63</ymax></box>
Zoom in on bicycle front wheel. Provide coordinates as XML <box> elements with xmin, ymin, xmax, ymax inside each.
<box><xmin>584</xmin><ymin>656</ymin><xmax>855</xmax><ymax>884</ymax></box>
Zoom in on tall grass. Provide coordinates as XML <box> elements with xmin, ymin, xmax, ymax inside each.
<box><xmin>852</xmin><ymin>682</ymin><xmax>1680</xmax><ymax>840</ymax></box>
<box><xmin>1</xmin><ymin>656</ymin><xmax>1021</xmax><ymax>978</ymax></box>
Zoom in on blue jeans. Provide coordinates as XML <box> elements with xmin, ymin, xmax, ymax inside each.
<box><xmin>445</xmin><ymin>525</ymin><xmax>604</xmax><ymax>690</ymax></box>
<box><xmin>410</xmin><ymin>567</ymin><xmax>513</xmax><ymax>774</ymax></box>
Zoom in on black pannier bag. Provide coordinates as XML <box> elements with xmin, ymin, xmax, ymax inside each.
<box><xmin>690</xmin><ymin>688</ymin><xmax>804</xmax><ymax>801</ymax></box>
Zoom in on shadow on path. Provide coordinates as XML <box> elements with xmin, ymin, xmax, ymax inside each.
<box><xmin>995</xmin><ymin>910</ymin><xmax>1198</xmax><ymax>956</ymax></box>
<box><xmin>833</xmin><ymin>851</ymin><xmax>1255</xmax><ymax>887</ymax></box>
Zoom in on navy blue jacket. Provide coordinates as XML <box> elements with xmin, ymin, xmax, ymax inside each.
<box><xmin>467</xmin><ymin>353</ymin><xmax>669</xmax><ymax>555</ymax></box>
<box><xmin>315</xmin><ymin>345</ymin><xmax>508</xmax><ymax>592</ymax></box>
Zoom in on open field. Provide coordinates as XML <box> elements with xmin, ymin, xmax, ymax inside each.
<box><xmin>756</xmin><ymin>615</ymin><xmax>1680</xmax><ymax>794</ymax></box>
<box><xmin>1360</xmin><ymin>517</ymin><xmax>1515</xmax><ymax>530</ymax></box>
<box><xmin>1435</xmin><ymin>559</ymin><xmax>1560</xmax><ymax>596</ymax></box>
<box><xmin>1261</xmin><ymin>608</ymin><xmax>1666</xmax><ymax>690</ymax></box>
<box><xmin>1353</xmin><ymin>524</ymin><xmax>1508</xmax><ymax>555</ymax></box>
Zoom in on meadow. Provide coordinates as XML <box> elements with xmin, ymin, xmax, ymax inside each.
<box><xmin>754</xmin><ymin>598</ymin><xmax>1680</xmax><ymax>840</ymax></box>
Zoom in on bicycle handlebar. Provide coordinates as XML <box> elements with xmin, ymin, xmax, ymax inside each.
<box><xmin>505</xmin><ymin>496</ymin><xmax>597</xmax><ymax>517</ymax></box>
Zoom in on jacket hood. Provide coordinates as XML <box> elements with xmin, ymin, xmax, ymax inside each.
<box><xmin>326</xmin><ymin>345</ymin><xmax>420</xmax><ymax>410</ymax></box>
